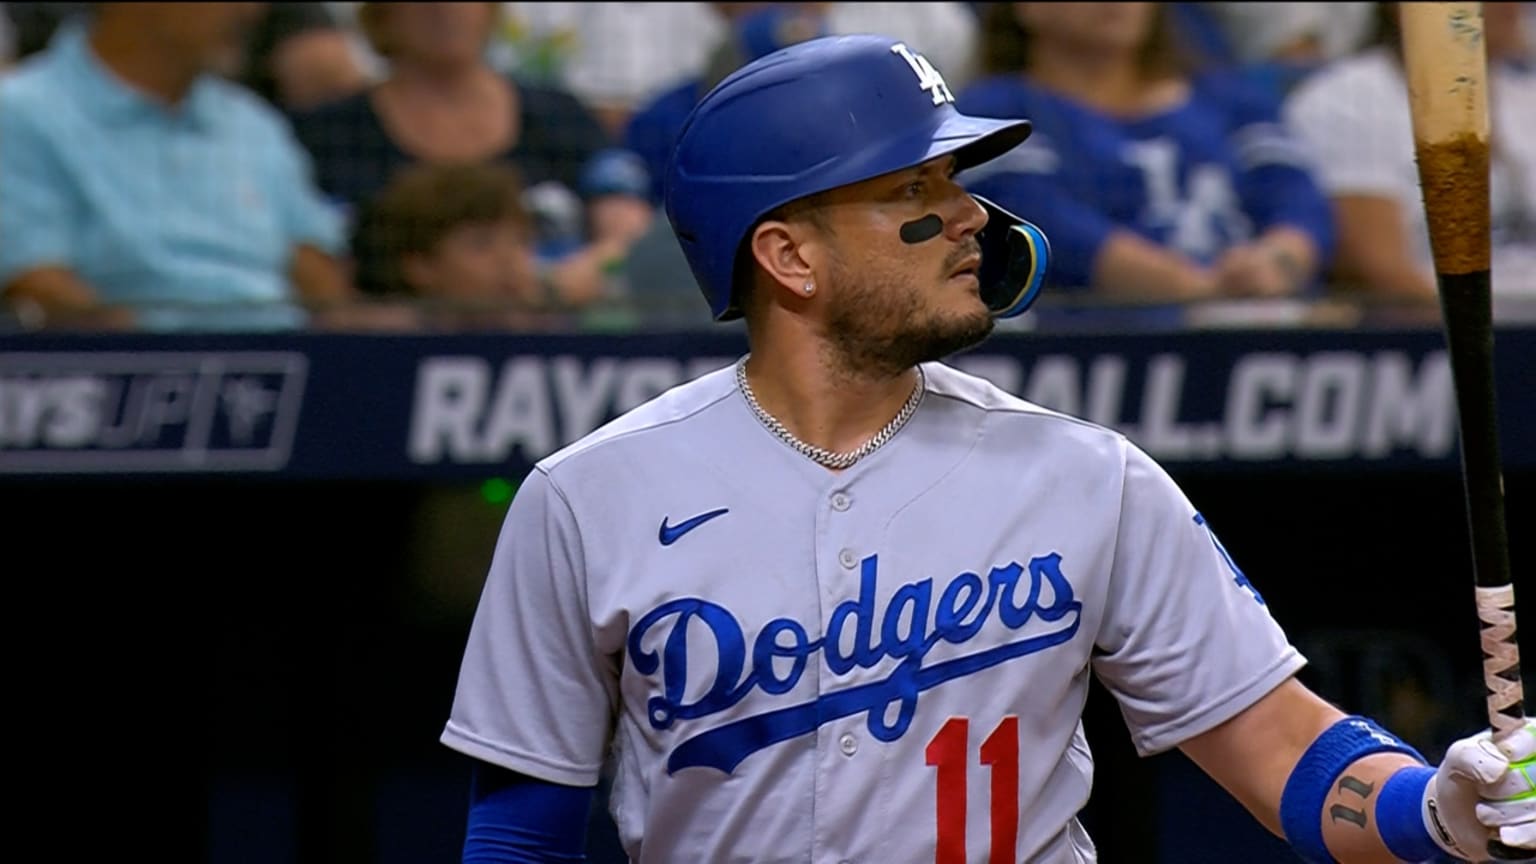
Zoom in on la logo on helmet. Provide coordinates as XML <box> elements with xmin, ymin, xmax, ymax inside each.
<box><xmin>890</xmin><ymin>43</ymin><xmax>954</xmax><ymax>105</ymax></box>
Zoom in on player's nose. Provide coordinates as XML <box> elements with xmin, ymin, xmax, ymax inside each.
<box><xmin>946</xmin><ymin>189</ymin><xmax>988</xmax><ymax>240</ymax></box>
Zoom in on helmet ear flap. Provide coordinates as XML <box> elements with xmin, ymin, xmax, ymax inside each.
<box><xmin>973</xmin><ymin>195</ymin><xmax>1050</xmax><ymax>319</ymax></box>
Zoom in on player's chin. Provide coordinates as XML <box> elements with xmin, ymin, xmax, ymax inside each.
<box><xmin>928</xmin><ymin>298</ymin><xmax>995</xmax><ymax>349</ymax></box>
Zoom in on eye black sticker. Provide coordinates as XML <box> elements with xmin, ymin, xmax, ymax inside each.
<box><xmin>899</xmin><ymin>214</ymin><xmax>944</xmax><ymax>244</ymax></box>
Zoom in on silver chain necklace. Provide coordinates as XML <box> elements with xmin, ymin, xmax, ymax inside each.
<box><xmin>735</xmin><ymin>355</ymin><xmax>926</xmax><ymax>469</ymax></box>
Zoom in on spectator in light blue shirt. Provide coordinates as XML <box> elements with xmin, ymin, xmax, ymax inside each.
<box><xmin>0</xmin><ymin>3</ymin><xmax>352</xmax><ymax>331</ymax></box>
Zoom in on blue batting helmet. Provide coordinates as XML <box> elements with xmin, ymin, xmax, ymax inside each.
<box><xmin>664</xmin><ymin>33</ymin><xmax>1050</xmax><ymax>322</ymax></box>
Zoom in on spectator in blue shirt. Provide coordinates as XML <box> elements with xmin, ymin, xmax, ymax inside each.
<box><xmin>956</xmin><ymin>2</ymin><xmax>1335</xmax><ymax>307</ymax></box>
<box><xmin>0</xmin><ymin>3</ymin><xmax>352</xmax><ymax>331</ymax></box>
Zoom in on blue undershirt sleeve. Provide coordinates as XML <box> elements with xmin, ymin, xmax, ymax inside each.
<box><xmin>461</xmin><ymin>761</ymin><xmax>597</xmax><ymax>863</ymax></box>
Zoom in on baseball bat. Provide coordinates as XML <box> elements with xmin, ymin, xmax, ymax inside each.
<box><xmin>1399</xmin><ymin>4</ymin><xmax>1528</xmax><ymax>857</ymax></box>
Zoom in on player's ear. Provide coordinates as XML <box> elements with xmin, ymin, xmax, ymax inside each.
<box><xmin>748</xmin><ymin>217</ymin><xmax>821</xmax><ymax>302</ymax></box>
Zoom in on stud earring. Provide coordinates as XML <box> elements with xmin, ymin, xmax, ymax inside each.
<box><xmin>803</xmin><ymin>281</ymin><xmax>815</xmax><ymax>295</ymax></box>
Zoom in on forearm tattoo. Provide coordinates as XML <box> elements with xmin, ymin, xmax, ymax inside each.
<box><xmin>1328</xmin><ymin>775</ymin><xmax>1376</xmax><ymax>829</ymax></box>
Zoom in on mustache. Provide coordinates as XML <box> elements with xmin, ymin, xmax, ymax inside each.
<box><xmin>941</xmin><ymin>240</ymin><xmax>982</xmax><ymax>274</ymax></box>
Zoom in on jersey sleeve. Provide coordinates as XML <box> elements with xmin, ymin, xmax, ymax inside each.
<box><xmin>259</xmin><ymin>104</ymin><xmax>345</xmax><ymax>257</ymax></box>
<box><xmin>1091</xmin><ymin>441</ymin><xmax>1306</xmax><ymax>756</ymax></box>
<box><xmin>0</xmin><ymin>88</ymin><xmax>76</xmax><ymax>286</ymax></box>
<box><xmin>1211</xmin><ymin>75</ymin><xmax>1337</xmax><ymax>268</ymax></box>
<box><xmin>441</xmin><ymin>466</ymin><xmax>619</xmax><ymax>787</ymax></box>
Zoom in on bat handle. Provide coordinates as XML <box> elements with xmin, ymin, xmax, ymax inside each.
<box><xmin>1477</xmin><ymin>585</ymin><xmax>1531</xmax><ymax>860</ymax></box>
<box><xmin>1478</xmin><ymin>585</ymin><xmax>1527</xmax><ymax>736</ymax></box>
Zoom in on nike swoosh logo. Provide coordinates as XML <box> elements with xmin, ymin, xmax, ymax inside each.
<box><xmin>658</xmin><ymin>508</ymin><xmax>730</xmax><ymax>546</ymax></box>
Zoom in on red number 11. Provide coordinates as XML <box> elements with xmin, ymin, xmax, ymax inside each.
<box><xmin>925</xmin><ymin>716</ymin><xmax>1020</xmax><ymax>864</ymax></box>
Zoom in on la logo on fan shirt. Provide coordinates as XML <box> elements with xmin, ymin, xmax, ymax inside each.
<box><xmin>891</xmin><ymin>43</ymin><xmax>954</xmax><ymax>105</ymax></box>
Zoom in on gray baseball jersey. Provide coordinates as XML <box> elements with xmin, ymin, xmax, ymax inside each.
<box><xmin>442</xmin><ymin>359</ymin><xmax>1306</xmax><ymax>863</ymax></box>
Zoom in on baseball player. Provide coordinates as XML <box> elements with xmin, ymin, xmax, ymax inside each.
<box><xmin>441</xmin><ymin>35</ymin><xmax>1536</xmax><ymax>863</ymax></box>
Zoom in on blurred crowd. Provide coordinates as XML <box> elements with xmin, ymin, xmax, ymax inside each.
<box><xmin>0</xmin><ymin>1</ymin><xmax>1532</xmax><ymax>334</ymax></box>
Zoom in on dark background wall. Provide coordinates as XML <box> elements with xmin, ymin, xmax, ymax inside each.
<box><xmin>10</xmin><ymin>464</ymin><xmax>1532</xmax><ymax>863</ymax></box>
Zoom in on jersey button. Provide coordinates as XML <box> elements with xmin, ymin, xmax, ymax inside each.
<box><xmin>838</xmin><ymin>548</ymin><xmax>858</xmax><ymax>569</ymax></box>
<box><xmin>839</xmin><ymin>733</ymin><xmax>857</xmax><ymax>756</ymax></box>
<box><xmin>831</xmin><ymin>492</ymin><xmax>851</xmax><ymax>511</ymax></box>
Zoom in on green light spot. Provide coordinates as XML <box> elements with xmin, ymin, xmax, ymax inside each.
<box><xmin>481</xmin><ymin>478</ymin><xmax>515</xmax><ymax>505</ymax></box>
<box><xmin>1507</xmin><ymin>764</ymin><xmax>1536</xmax><ymax>801</ymax></box>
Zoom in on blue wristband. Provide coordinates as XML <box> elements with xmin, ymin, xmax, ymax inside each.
<box><xmin>1377</xmin><ymin>765</ymin><xmax>1441</xmax><ymax>862</ymax></box>
<box><xmin>1279</xmin><ymin>716</ymin><xmax>1429</xmax><ymax>864</ymax></box>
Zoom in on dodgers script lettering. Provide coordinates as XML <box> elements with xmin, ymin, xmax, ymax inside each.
<box><xmin>627</xmin><ymin>552</ymin><xmax>1082</xmax><ymax>774</ymax></box>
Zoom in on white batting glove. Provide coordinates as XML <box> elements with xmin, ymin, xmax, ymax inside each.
<box><xmin>1423</xmin><ymin>722</ymin><xmax>1536</xmax><ymax>860</ymax></box>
